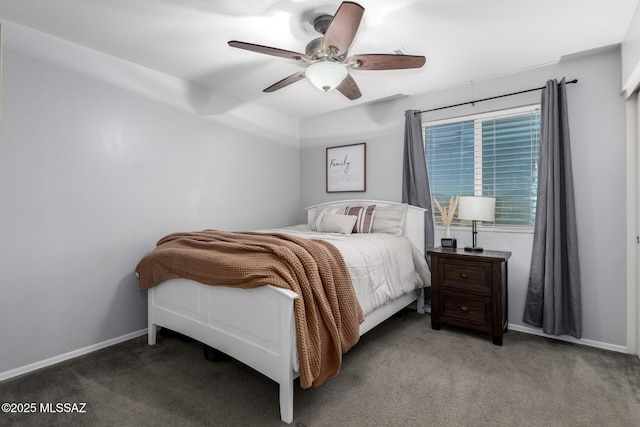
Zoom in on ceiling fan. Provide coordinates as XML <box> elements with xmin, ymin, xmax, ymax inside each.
<box><xmin>228</xmin><ymin>1</ymin><xmax>426</xmax><ymax>100</ymax></box>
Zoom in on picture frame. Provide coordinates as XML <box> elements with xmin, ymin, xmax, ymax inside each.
<box><xmin>326</xmin><ymin>142</ymin><xmax>366</xmax><ymax>193</ymax></box>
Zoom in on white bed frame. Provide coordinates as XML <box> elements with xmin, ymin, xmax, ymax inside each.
<box><xmin>146</xmin><ymin>200</ymin><xmax>426</xmax><ymax>424</ymax></box>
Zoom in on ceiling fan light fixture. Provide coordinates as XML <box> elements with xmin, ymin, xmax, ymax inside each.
<box><xmin>305</xmin><ymin>61</ymin><xmax>348</xmax><ymax>92</ymax></box>
<box><xmin>228</xmin><ymin>2</ymin><xmax>425</xmax><ymax>100</ymax></box>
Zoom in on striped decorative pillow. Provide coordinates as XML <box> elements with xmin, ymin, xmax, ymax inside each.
<box><xmin>344</xmin><ymin>205</ymin><xmax>376</xmax><ymax>233</ymax></box>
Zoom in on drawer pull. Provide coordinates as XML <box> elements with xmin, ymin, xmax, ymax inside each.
<box><xmin>459</xmin><ymin>273</ymin><xmax>469</xmax><ymax>279</ymax></box>
<box><xmin>459</xmin><ymin>306</ymin><xmax>469</xmax><ymax>313</ymax></box>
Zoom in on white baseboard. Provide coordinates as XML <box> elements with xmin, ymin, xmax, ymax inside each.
<box><xmin>0</xmin><ymin>329</ymin><xmax>148</xmax><ymax>382</ymax></box>
<box><xmin>508</xmin><ymin>324</ymin><xmax>628</xmax><ymax>354</ymax></box>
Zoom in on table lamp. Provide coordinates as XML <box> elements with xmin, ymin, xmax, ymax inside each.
<box><xmin>457</xmin><ymin>196</ymin><xmax>495</xmax><ymax>252</ymax></box>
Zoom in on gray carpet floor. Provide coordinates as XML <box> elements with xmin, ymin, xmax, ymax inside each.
<box><xmin>1</xmin><ymin>310</ymin><xmax>639</xmax><ymax>426</ymax></box>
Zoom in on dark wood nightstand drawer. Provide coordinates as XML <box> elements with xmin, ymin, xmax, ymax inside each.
<box><xmin>440</xmin><ymin>258</ymin><xmax>491</xmax><ymax>295</ymax></box>
<box><xmin>439</xmin><ymin>290</ymin><xmax>491</xmax><ymax>331</ymax></box>
<box><xmin>428</xmin><ymin>248</ymin><xmax>511</xmax><ymax>345</ymax></box>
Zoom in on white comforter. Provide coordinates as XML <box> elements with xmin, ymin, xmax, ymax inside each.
<box><xmin>262</xmin><ymin>225</ymin><xmax>431</xmax><ymax>316</ymax></box>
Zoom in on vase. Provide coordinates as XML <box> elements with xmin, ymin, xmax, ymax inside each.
<box><xmin>445</xmin><ymin>225</ymin><xmax>451</xmax><ymax>238</ymax></box>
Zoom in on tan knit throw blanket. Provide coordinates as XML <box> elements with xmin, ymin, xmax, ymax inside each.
<box><xmin>135</xmin><ymin>230</ymin><xmax>363</xmax><ymax>388</ymax></box>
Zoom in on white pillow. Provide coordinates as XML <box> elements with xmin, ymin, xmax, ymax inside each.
<box><xmin>370</xmin><ymin>204</ymin><xmax>408</xmax><ymax>236</ymax></box>
<box><xmin>317</xmin><ymin>213</ymin><xmax>358</xmax><ymax>235</ymax></box>
<box><xmin>312</xmin><ymin>206</ymin><xmax>347</xmax><ymax>231</ymax></box>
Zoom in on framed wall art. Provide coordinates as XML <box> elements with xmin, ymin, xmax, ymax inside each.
<box><xmin>326</xmin><ymin>142</ymin><xmax>366</xmax><ymax>193</ymax></box>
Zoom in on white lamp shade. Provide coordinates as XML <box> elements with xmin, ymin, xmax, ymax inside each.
<box><xmin>305</xmin><ymin>62</ymin><xmax>348</xmax><ymax>92</ymax></box>
<box><xmin>457</xmin><ymin>196</ymin><xmax>495</xmax><ymax>222</ymax></box>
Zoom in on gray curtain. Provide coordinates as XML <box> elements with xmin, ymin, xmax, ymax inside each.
<box><xmin>402</xmin><ymin>110</ymin><xmax>434</xmax><ymax>256</ymax></box>
<box><xmin>523</xmin><ymin>78</ymin><xmax>581</xmax><ymax>339</ymax></box>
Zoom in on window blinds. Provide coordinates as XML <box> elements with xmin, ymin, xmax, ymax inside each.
<box><xmin>424</xmin><ymin>105</ymin><xmax>541</xmax><ymax>228</ymax></box>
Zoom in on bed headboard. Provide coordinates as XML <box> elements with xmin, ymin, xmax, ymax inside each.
<box><xmin>305</xmin><ymin>200</ymin><xmax>426</xmax><ymax>255</ymax></box>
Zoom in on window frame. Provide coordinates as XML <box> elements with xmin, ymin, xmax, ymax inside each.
<box><xmin>423</xmin><ymin>104</ymin><xmax>541</xmax><ymax>234</ymax></box>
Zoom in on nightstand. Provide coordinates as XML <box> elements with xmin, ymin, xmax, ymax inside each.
<box><xmin>428</xmin><ymin>247</ymin><xmax>511</xmax><ymax>345</ymax></box>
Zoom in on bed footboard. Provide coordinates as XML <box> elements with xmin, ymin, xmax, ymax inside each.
<box><xmin>148</xmin><ymin>279</ymin><xmax>424</xmax><ymax>424</ymax></box>
<box><xmin>148</xmin><ymin>279</ymin><xmax>299</xmax><ymax>423</ymax></box>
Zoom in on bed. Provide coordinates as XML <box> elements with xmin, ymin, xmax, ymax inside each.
<box><xmin>136</xmin><ymin>199</ymin><xmax>430</xmax><ymax>424</ymax></box>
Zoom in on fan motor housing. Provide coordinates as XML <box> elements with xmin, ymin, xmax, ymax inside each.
<box><xmin>313</xmin><ymin>14</ymin><xmax>333</xmax><ymax>34</ymax></box>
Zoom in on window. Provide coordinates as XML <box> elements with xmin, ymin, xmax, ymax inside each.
<box><xmin>424</xmin><ymin>105</ymin><xmax>541</xmax><ymax>229</ymax></box>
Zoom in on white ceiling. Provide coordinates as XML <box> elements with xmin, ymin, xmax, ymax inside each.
<box><xmin>0</xmin><ymin>0</ymin><xmax>637</xmax><ymax>118</ymax></box>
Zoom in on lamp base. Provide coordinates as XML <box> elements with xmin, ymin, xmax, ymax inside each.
<box><xmin>464</xmin><ymin>246</ymin><xmax>484</xmax><ymax>252</ymax></box>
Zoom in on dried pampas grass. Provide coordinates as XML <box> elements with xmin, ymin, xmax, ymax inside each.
<box><xmin>434</xmin><ymin>195</ymin><xmax>459</xmax><ymax>227</ymax></box>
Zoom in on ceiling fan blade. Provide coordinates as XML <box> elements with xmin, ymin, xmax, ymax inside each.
<box><xmin>228</xmin><ymin>40</ymin><xmax>310</xmax><ymax>61</ymax></box>
<box><xmin>263</xmin><ymin>71</ymin><xmax>307</xmax><ymax>92</ymax></box>
<box><xmin>336</xmin><ymin>73</ymin><xmax>362</xmax><ymax>100</ymax></box>
<box><xmin>346</xmin><ymin>54</ymin><xmax>426</xmax><ymax>70</ymax></box>
<box><xmin>322</xmin><ymin>2</ymin><xmax>365</xmax><ymax>56</ymax></box>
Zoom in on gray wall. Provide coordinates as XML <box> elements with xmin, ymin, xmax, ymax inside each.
<box><xmin>300</xmin><ymin>46</ymin><xmax>627</xmax><ymax>348</ymax></box>
<box><xmin>0</xmin><ymin>21</ymin><xmax>300</xmax><ymax>375</ymax></box>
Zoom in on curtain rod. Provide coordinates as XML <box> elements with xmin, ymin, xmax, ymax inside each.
<box><xmin>414</xmin><ymin>78</ymin><xmax>578</xmax><ymax>115</ymax></box>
